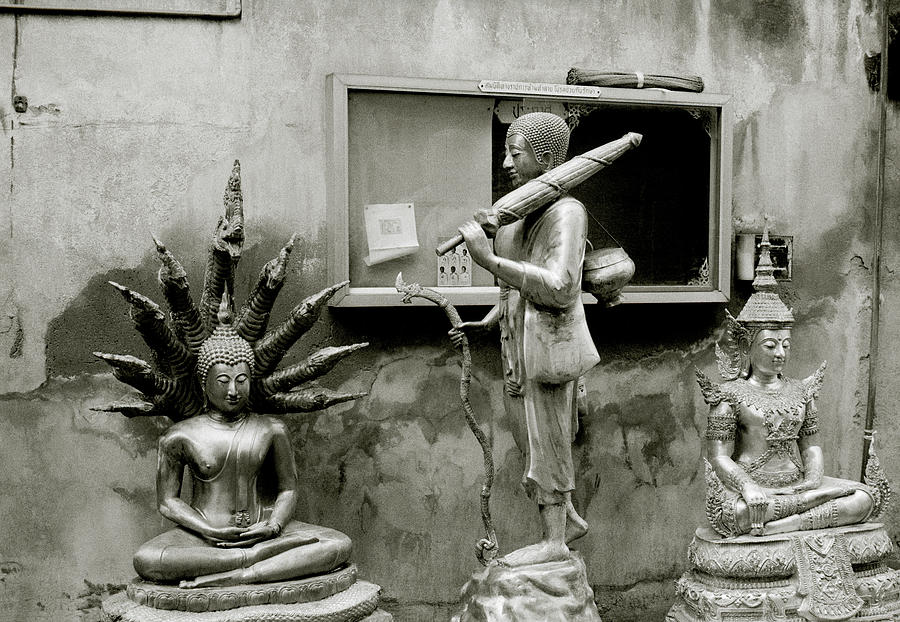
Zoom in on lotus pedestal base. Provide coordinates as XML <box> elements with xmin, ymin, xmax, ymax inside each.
<box><xmin>666</xmin><ymin>523</ymin><xmax>900</xmax><ymax>622</ymax></box>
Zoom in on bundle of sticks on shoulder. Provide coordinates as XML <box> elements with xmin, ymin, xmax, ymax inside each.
<box><xmin>436</xmin><ymin>132</ymin><xmax>642</xmax><ymax>256</ymax></box>
<box><xmin>436</xmin><ymin>132</ymin><xmax>642</xmax><ymax>305</ymax></box>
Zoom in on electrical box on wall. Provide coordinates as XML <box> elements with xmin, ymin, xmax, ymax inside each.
<box><xmin>760</xmin><ymin>234</ymin><xmax>793</xmax><ymax>281</ymax></box>
<box><xmin>736</xmin><ymin>233</ymin><xmax>792</xmax><ymax>281</ymax></box>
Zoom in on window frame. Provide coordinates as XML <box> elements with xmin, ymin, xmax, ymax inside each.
<box><xmin>326</xmin><ymin>73</ymin><xmax>733</xmax><ymax>307</ymax></box>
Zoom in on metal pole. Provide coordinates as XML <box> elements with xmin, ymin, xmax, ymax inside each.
<box><xmin>861</xmin><ymin>0</ymin><xmax>890</xmax><ymax>479</ymax></box>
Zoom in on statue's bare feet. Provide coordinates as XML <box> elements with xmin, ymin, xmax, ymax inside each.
<box><xmin>179</xmin><ymin>568</ymin><xmax>244</xmax><ymax>589</ymax></box>
<box><xmin>565</xmin><ymin>508</ymin><xmax>589</xmax><ymax>543</ymax></box>
<box><xmin>837</xmin><ymin>485</ymin><xmax>858</xmax><ymax>498</ymax></box>
<box><xmin>500</xmin><ymin>540</ymin><xmax>569</xmax><ymax>567</ymax></box>
<box><xmin>761</xmin><ymin>515</ymin><xmax>802</xmax><ymax>535</ymax></box>
<box><xmin>799</xmin><ymin>484</ymin><xmax>855</xmax><ymax>509</ymax></box>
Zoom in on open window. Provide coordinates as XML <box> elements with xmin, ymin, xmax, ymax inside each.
<box><xmin>326</xmin><ymin>74</ymin><xmax>732</xmax><ymax>306</ymax></box>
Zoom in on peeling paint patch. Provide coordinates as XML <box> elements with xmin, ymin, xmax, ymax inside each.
<box><xmin>0</xmin><ymin>373</ymin><xmax>171</xmax><ymax>457</ymax></box>
<box><xmin>850</xmin><ymin>255</ymin><xmax>869</xmax><ymax>272</ymax></box>
<box><xmin>604</xmin><ymin>394</ymin><xmax>679</xmax><ymax>486</ymax></box>
<box><xmin>0</xmin><ymin>560</ymin><xmax>22</xmax><ymax>582</ymax></box>
<box><xmin>1</xmin><ymin>301</ymin><xmax>24</xmax><ymax>359</ymax></box>
<box><xmin>9</xmin><ymin>311</ymin><xmax>23</xmax><ymax>358</ymax></box>
<box><xmin>45</xmin><ymin>227</ymin><xmax>309</xmax><ymax>378</ymax></box>
<box><xmin>577</xmin><ymin>392</ymin><xmax>683</xmax><ymax>490</ymax></box>
<box><xmin>75</xmin><ymin>579</ymin><xmax>126</xmax><ymax>613</ymax></box>
<box><xmin>29</xmin><ymin>103</ymin><xmax>61</xmax><ymax>115</ymax></box>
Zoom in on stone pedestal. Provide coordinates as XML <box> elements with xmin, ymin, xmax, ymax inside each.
<box><xmin>100</xmin><ymin>565</ymin><xmax>392</xmax><ymax>622</ymax></box>
<box><xmin>666</xmin><ymin>522</ymin><xmax>900</xmax><ymax>622</ymax></box>
<box><xmin>452</xmin><ymin>551</ymin><xmax>602</xmax><ymax>622</ymax></box>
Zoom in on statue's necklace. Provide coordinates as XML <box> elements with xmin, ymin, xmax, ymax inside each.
<box><xmin>728</xmin><ymin>377</ymin><xmax>806</xmax><ymax>437</ymax></box>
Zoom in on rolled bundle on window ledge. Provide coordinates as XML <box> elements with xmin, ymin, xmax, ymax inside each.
<box><xmin>566</xmin><ymin>68</ymin><xmax>704</xmax><ymax>92</ymax></box>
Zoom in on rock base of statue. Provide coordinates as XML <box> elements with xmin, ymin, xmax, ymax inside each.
<box><xmin>666</xmin><ymin>522</ymin><xmax>900</xmax><ymax>622</ymax></box>
<box><xmin>100</xmin><ymin>566</ymin><xmax>391</xmax><ymax>622</ymax></box>
<box><xmin>451</xmin><ymin>550</ymin><xmax>602</xmax><ymax>622</ymax></box>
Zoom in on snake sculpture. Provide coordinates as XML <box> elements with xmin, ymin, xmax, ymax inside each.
<box><xmin>395</xmin><ymin>273</ymin><xmax>499</xmax><ymax>566</ymax></box>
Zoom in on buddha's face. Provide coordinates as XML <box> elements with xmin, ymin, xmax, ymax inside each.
<box><xmin>205</xmin><ymin>362</ymin><xmax>251</xmax><ymax>416</ymax></box>
<box><xmin>749</xmin><ymin>329</ymin><xmax>791</xmax><ymax>378</ymax></box>
<box><xmin>503</xmin><ymin>133</ymin><xmax>550</xmax><ymax>188</ymax></box>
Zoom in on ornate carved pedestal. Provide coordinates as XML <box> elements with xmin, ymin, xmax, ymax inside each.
<box><xmin>451</xmin><ymin>551</ymin><xmax>602</xmax><ymax>622</ymax></box>
<box><xmin>100</xmin><ymin>565</ymin><xmax>392</xmax><ymax>622</ymax></box>
<box><xmin>666</xmin><ymin>523</ymin><xmax>900</xmax><ymax>622</ymax></box>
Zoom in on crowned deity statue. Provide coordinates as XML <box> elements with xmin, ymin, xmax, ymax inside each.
<box><xmin>697</xmin><ymin>227</ymin><xmax>888</xmax><ymax>538</ymax></box>
<box><xmin>97</xmin><ymin>162</ymin><xmax>387</xmax><ymax>621</ymax></box>
<box><xmin>667</xmin><ymin>225</ymin><xmax>896</xmax><ymax>622</ymax></box>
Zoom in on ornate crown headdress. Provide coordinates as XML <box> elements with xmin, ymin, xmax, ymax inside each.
<box><xmin>715</xmin><ymin>221</ymin><xmax>793</xmax><ymax>379</ymax></box>
<box><xmin>93</xmin><ymin>160</ymin><xmax>367</xmax><ymax>421</ymax></box>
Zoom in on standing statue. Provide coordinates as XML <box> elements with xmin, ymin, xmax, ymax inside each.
<box><xmin>449</xmin><ymin>113</ymin><xmax>616</xmax><ymax>622</ymax></box>
<box><xmin>453</xmin><ymin>112</ymin><xmax>598</xmax><ymax>567</ymax></box>
<box><xmin>97</xmin><ymin>161</ymin><xmax>389</xmax><ymax>622</ymax></box>
<box><xmin>668</xmin><ymin>225</ymin><xmax>897</xmax><ymax>622</ymax></box>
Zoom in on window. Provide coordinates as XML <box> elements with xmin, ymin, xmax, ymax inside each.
<box><xmin>327</xmin><ymin>74</ymin><xmax>732</xmax><ymax>306</ymax></box>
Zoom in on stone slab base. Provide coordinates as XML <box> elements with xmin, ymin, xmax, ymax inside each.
<box><xmin>101</xmin><ymin>580</ymin><xmax>382</xmax><ymax>622</ymax></box>
<box><xmin>126</xmin><ymin>565</ymin><xmax>358</xmax><ymax>612</ymax></box>
<box><xmin>666</xmin><ymin>523</ymin><xmax>900</xmax><ymax>622</ymax></box>
<box><xmin>451</xmin><ymin>551</ymin><xmax>602</xmax><ymax>622</ymax></box>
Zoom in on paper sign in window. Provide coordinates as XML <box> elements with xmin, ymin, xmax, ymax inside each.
<box><xmin>363</xmin><ymin>203</ymin><xmax>419</xmax><ymax>266</ymax></box>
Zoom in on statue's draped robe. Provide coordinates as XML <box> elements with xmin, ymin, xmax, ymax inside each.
<box><xmin>493</xmin><ymin>197</ymin><xmax>599</xmax><ymax>505</ymax></box>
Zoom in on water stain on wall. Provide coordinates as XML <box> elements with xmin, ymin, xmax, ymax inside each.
<box><xmin>716</xmin><ymin>0</ymin><xmax>805</xmax><ymax>46</ymax></box>
<box><xmin>589</xmin><ymin>394</ymin><xmax>680</xmax><ymax>487</ymax></box>
<box><xmin>45</xmin><ymin>226</ymin><xmax>325</xmax><ymax>379</ymax></box>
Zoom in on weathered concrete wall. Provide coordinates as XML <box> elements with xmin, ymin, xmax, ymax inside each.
<box><xmin>0</xmin><ymin>1</ymin><xmax>888</xmax><ymax>620</ymax></box>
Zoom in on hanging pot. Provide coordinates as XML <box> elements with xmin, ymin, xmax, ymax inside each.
<box><xmin>582</xmin><ymin>244</ymin><xmax>634</xmax><ymax>307</ymax></box>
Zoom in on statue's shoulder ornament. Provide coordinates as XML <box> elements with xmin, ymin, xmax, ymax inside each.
<box><xmin>695</xmin><ymin>368</ymin><xmax>733</xmax><ymax>407</ymax></box>
<box><xmin>802</xmin><ymin>360</ymin><xmax>827</xmax><ymax>401</ymax></box>
<box><xmin>697</xmin><ymin>369</ymin><xmax>739</xmax><ymax>442</ymax></box>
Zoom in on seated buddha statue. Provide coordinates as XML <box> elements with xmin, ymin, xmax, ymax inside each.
<box><xmin>698</xmin><ymin>228</ymin><xmax>887</xmax><ymax>538</ymax></box>
<box><xmin>131</xmin><ymin>302</ymin><xmax>352</xmax><ymax>588</ymax></box>
<box><xmin>94</xmin><ymin>160</ymin><xmax>367</xmax><ymax>590</ymax></box>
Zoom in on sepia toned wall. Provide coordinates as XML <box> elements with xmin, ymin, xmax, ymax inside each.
<box><xmin>0</xmin><ymin>1</ymin><xmax>894</xmax><ymax>620</ymax></box>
